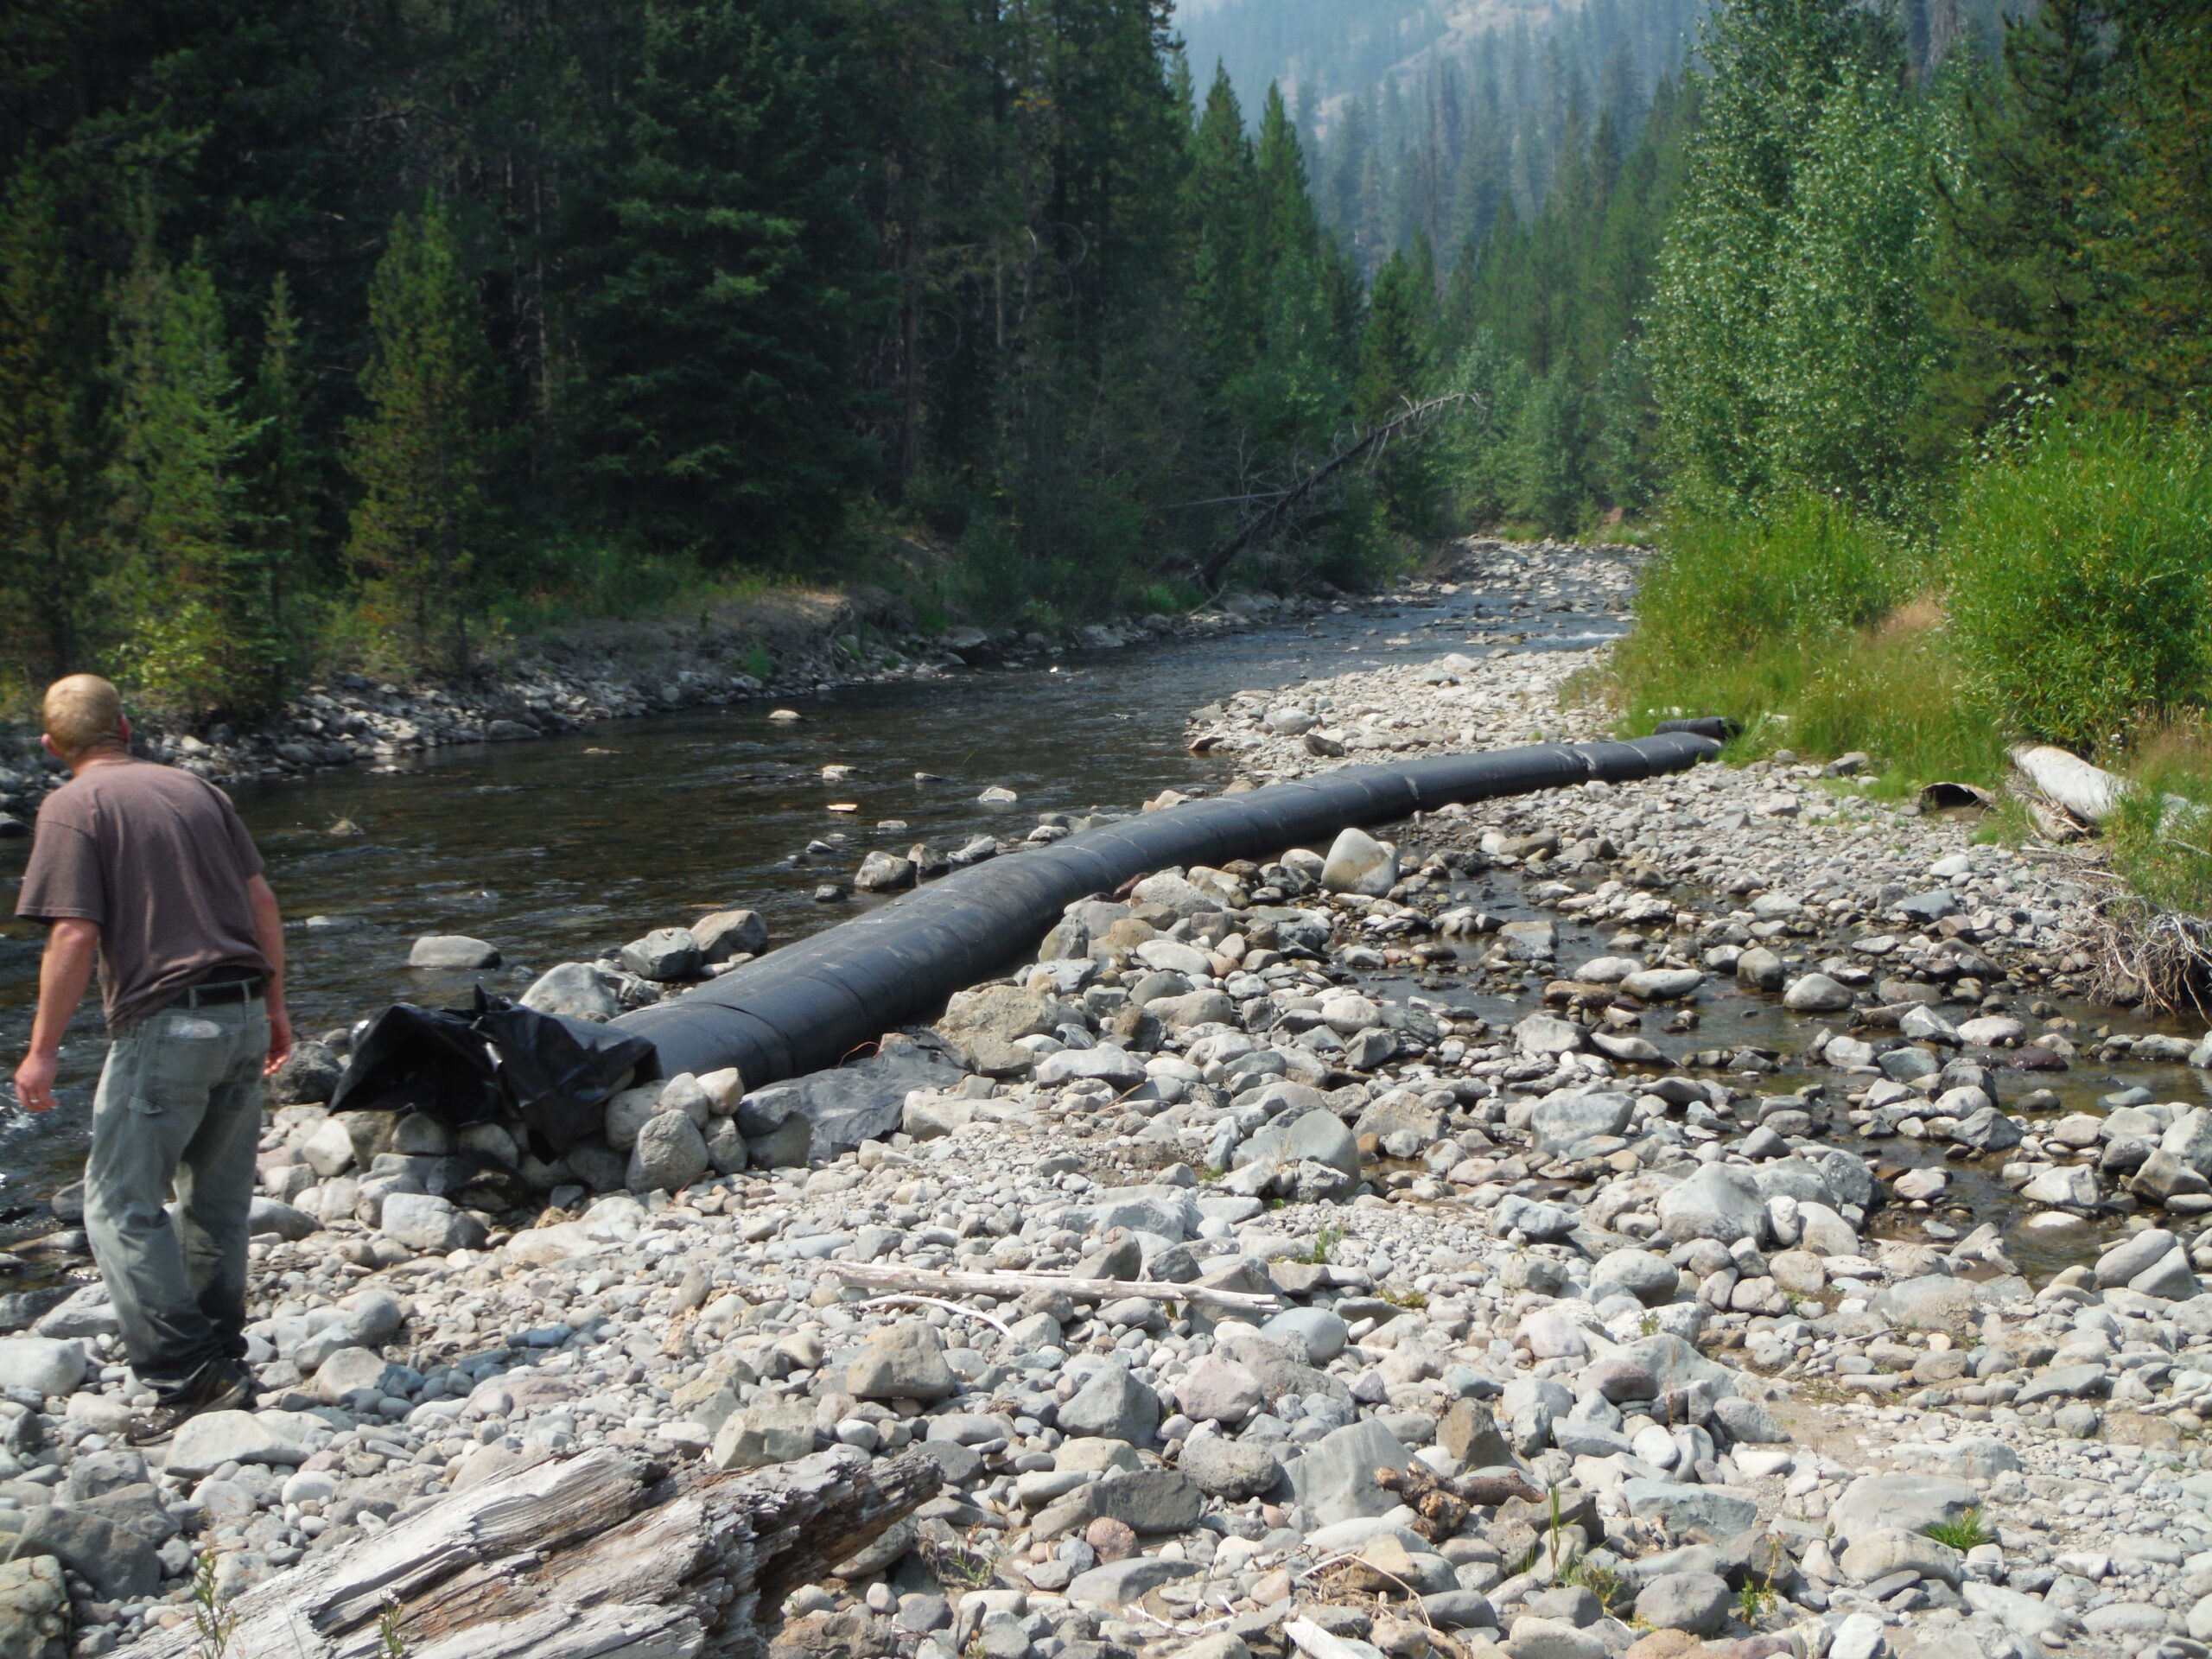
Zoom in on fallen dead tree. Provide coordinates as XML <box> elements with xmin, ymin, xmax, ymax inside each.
<box><xmin>131</xmin><ymin>1444</ymin><xmax>940</xmax><ymax>1659</ymax></box>
<box><xmin>824</xmin><ymin>1259</ymin><xmax>1283</xmax><ymax>1317</ymax></box>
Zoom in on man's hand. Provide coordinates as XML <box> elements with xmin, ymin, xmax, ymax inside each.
<box><xmin>19</xmin><ymin>917</ymin><xmax>98</xmax><ymax>1115</ymax></box>
<box><xmin>12</xmin><ymin>1050</ymin><xmax>57</xmax><ymax>1114</ymax></box>
<box><xmin>264</xmin><ymin>1001</ymin><xmax>294</xmax><ymax>1077</ymax></box>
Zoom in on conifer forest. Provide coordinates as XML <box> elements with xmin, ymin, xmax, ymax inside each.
<box><xmin>0</xmin><ymin>0</ymin><xmax>2207</xmax><ymax>731</ymax></box>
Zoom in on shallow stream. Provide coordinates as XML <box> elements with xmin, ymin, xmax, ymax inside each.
<box><xmin>0</xmin><ymin>566</ymin><xmax>2197</xmax><ymax>1280</ymax></box>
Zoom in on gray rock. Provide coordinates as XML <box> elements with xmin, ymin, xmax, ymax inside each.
<box><xmin>2130</xmin><ymin>1247</ymin><xmax>2200</xmax><ymax>1300</ymax></box>
<box><xmin>1590</xmin><ymin>1249</ymin><xmax>1680</xmax><ymax>1307</ymax></box>
<box><xmin>1284</xmin><ymin>1418</ymin><xmax>1417</xmax><ymax>1526</ymax></box>
<box><xmin>1620</xmin><ymin>1481</ymin><xmax>1759</xmax><ymax>1536</ymax></box>
<box><xmin>410</xmin><ymin>934</ymin><xmax>499</xmax><ymax>969</ymax></box>
<box><xmin>10</xmin><ymin>1504</ymin><xmax>158</xmax><ymax>1600</ymax></box>
<box><xmin>1622</xmin><ymin>968</ymin><xmax>1703</xmax><ymax>1001</ymax></box>
<box><xmin>1494</xmin><ymin>1194</ymin><xmax>1578</xmax><ymax>1241</ymax></box>
<box><xmin>712</xmin><ymin>1400</ymin><xmax>817</xmax><ymax>1470</ymax></box>
<box><xmin>626</xmin><ymin>1109</ymin><xmax>710</xmax><ymax>1193</ymax></box>
<box><xmin>378</xmin><ymin>1192</ymin><xmax>487</xmax><ymax>1253</ymax></box>
<box><xmin>1418</xmin><ymin>1590</ymin><xmax>1496</xmax><ymax>1630</ymax></box>
<box><xmin>1782</xmin><ymin>974</ymin><xmax>1853</xmax><ymax>1013</ymax></box>
<box><xmin>1827</xmin><ymin>1474</ymin><xmax>1976</xmax><ymax>1546</ymax></box>
<box><xmin>1046</xmin><ymin>1470</ymin><xmax>1203</xmax><ymax>1536</ymax></box>
<box><xmin>313</xmin><ymin>1345</ymin><xmax>400</xmax><ymax>1404</ymax></box>
<box><xmin>1065</xmin><ymin>1556</ymin><xmax>1201</xmax><ymax>1608</ymax></box>
<box><xmin>620</xmin><ymin>926</ymin><xmax>702</xmax><ymax>981</ymax></box>
<box><xmin>1529</xmin><ymin>1090</ymin><xmax>1633</xmax><ymax>1154</ymax></box>
<box><xmin>1952</xmin><ymin>1104</ymin><xmax>2022</xmax><ymax>1154</ymax></box>
<box><xmin>0</xmin><ymin>1338</ymin><xmax>85</xmax><ymax>1397</ymax></box>
<box><xmin>1513</xmin><ymin>1014</ymin><xmax>1586</xmax><ymax>1058</ymax></box>
<box><xmin>846</xmin><ymin>1321</ymin><xmax>957</xmax><ymax>1401</ymax></box>
<box><xmin>30</xmin><ymin>1283</ymin><xmax>117</xmax><ymax>1340</ymax></box>
<box><xmin>1320</xmin><ymin>827</ymin><xmax>1398</xmax><ymax>897</ymax></box>
<box><xmin>2096</xmin><ymin>1228</ymin><xmax>2177</xmax><ymax>1286</ymax></box>
<box><xmin>520</xmin><ymin>962</ymin><xmax>620</xmax><ymax>1022</ymax></box>
<box><xmin>938</xmin><ymin>985</ymin><xmax>1064</xmax><ymax>1076</ymax></box>
<box><xmin>1175</xmin><ymin>1354</ymin><xmax>1262</xmax><ymax>1425</ymax></box>
<box><xmin>1711</xmin><ymin>1395</ymin><xmax>1785</xmax><ymax>1444</ymax></box>
<box><xmin>162</xmin><ymin>1409</ymin><xmax>319</xmax><ymax>1478</ymax></box>
<box><xmin>1840</xmin><ymin>1527</ymin><xmax>1964</xmax><ymax>1587</ymax></box>
<box><xmin>693</xmin><ymin>908</ymin><xmax>769</xmax><ymax>963</ymax></box>
<box><xmin>1179</xmin><ymin>1435</ymin><xmax>1282</xmax><ymax>1500</ymax></box>
<box><xmin>248</xmin><ymin>1196</ymin><xmax>319</xmax><ymax>1241</ymax></box>
<box><xmin>1087</xmin><ymin>1185</ymin><xmax>1201</xmax><ymax>1240</ymax></box>
<box><xmin>1736</xmin><ymin>947</ymin><xmax>1785</xmax><ymax>991</ymax></box>
<box><xmin>0</xmin><ymin>1555</ymin><xmax>66</xmax><ymax>1659</ymax></box>
<box><xmin>1658</xmin><ymin>1164</ymin><xmax>1768</xmax><ymax>1244</ymax></box>
<box><xmin>601</xmin><ymin>1084</ymin><xmax>661</xmax><ymax>1152</ymax></box>
<box><xmin>1504</xmin><ymin>1617</ymin><xmax>1605</xmax><ymax>1659</ymax></box>
<box><xmin>854</xmin><ymin>851</ymin><xmax>915</xmax><ymax>892</ymax></box>
<box><xmin>1869</xmin><ymin>1274</ymin><xmax>1990</xmax><ymax>1341</ymax></box>
<box><xmin>1634</xmin><ymin>1571</ymin><xmax>1731</xmax><ymax>1636</ymax></box>
<box><xmin>1057</xmin><ymin>1362</ymin><xmax>1160</xmax><ymax>1445</ymax></box>
<box><xmin>1259</xmin><ymin>1306</ymin><xmax>1348</xmax><ymax>1364</ymax></box>
<box><xmin>267</xmin><ymin>1039</ymin><xmax>343</xmax><ymax>1106</ymax></box>
<box><xmin>2015</xmin><ymin>1363</ymin><xmax>2111</xmax><ymax>1405</ymax></box>
<box><xmin>1493</xmin><ymin>919</ymin><xmax>1556</xmax><ymax>961</ymax></box>
<box><xmin>1236</xmin><ymin>1109</ymin><xmax>1361</xmax><ymax>1185</ymax></box>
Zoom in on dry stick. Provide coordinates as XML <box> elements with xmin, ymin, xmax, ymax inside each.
<box><xmin>850</xmin><ymin>1294</ymin><xmax>1014</xmax><ymax>1337</ymax></box>
<box><xmin>1192</xmin><ymin>392</ymin><xmax>1478</xmax><ymax>595</ymax></box>
<box><xmin>823</xmin><ymin>1260</ymin><xmax>1282</xmax><ymax>1317</ymax></box>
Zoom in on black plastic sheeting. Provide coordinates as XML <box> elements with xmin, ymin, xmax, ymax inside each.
<box><xmin>331</xmin><ymin>988</ymin><xmax>656</xmax><ymax>1159</ymax></box>
<box><xmin>613</xmin><ymin>733</ymin><xmax>1721</xmax><ymax>1088</ymax></box>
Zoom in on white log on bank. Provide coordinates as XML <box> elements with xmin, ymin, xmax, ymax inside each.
<box><xmin>128</xmin><ymin>1444</ymin><xmax>940</xmax><ymax>1659</ymax></box>
<box><xmin>823</xmin><ymin>1258</ymin><xmax>1283</xmax><ymax>1316</ymax></box>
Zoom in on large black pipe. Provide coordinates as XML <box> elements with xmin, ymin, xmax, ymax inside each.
<box><xmin>613</xmin><ymin>733</ymin><xmax>1721</xmax><ymax>1084</ymax></box>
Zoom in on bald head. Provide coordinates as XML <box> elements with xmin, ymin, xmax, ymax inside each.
<box><xmin>42</xmin><ymin>675</ymin><xmax>126</xmax><ymax>762</ymax></box>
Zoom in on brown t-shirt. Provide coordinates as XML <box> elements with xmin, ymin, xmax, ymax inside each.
<box><xmin>16</xmin><ymin>759</ymin><xmax>269</xmax><ymax>1033</ymax></box>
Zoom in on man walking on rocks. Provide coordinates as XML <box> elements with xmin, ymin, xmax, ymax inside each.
<box><xmin>11</xmin><ymin>674</ymin><xmax>291</xmax><ymax>1440</ymax></box>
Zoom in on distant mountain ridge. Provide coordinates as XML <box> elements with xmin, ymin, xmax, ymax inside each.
<box><xmin>1178</xmin><ymin>0</ymin><xmax>1596</xmax><ymax>110</ymax></box>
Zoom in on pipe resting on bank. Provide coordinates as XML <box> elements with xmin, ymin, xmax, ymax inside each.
<box><xmin>613</xmin><ymin>732</ymin><xmax>1723</xmax><ymax>1086</ymax></box>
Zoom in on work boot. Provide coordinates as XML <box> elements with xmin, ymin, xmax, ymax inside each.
<box><xmin>127</xmin><ymin>1357</ymin><xmax>256</xmax><ymax>1446</ymax></box>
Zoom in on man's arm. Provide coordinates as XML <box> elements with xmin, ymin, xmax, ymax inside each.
<box><xmin>248</xmin><ymin>874</ymin><xmax>292</xmax><ymax>1076</ymax></box>
<box><xmin>14</xmin><ymin>918</ymin><xmax>99</xmax><ymax>1113</ymax></box>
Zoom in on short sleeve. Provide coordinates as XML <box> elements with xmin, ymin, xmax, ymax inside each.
<box><xmin>16</xmin><ymin>814</ymin><xmax>105</xmax><ymax>924</ymax></box>
<box><xmin>210</xmin><ymin>784</ymin><xmax>264</xmax><ymax>881</ymax></box>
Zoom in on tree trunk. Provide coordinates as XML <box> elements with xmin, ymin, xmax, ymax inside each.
<box><xmin>129</xmin><ymin>1445</ymin><xmax>940</xmax><ymax>1659</ymax></box>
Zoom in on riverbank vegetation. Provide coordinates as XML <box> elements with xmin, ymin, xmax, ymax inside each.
<box><xmin>1589</xmin><ymin>0</ymin><xmax>2212</xmax><ymax>855</ymax></box>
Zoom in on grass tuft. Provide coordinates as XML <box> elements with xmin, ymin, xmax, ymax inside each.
<box><xmin>1923</xmin><ymin>1508</ymin><xmax>1993</xmax><ymax>1550</ymax></box>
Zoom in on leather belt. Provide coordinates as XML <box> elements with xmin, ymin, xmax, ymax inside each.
<box><xmin>175</xmin><ymin>975</ymin><xmax>266</xmax><ymax>1008</ymax></box>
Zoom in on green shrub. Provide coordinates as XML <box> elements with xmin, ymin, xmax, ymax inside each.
<box><xmin>1947</xmin><ymin>417</ymin><xmax>2212</xmax><ymax>755</ymax></box>
<box><xmin>1624</xmin><ymin>493</ymin><xmax>1910</xmax><ymax>667</ymax></box>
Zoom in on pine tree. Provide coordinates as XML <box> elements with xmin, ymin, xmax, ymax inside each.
<box><xmin>2093</xmin><ymin>0</ymin><xmax>2212</xmax><ymax>409</ymax></box>
<box><xmin>575</xmin><ymin>0</ymin><xmax>880</xmax><ymax>565</ymax></box>
<box><xmin>105</xmin><ymin>228</ymin><xmax>272</xmax><ymax>714</ymax></box>
<box><xmin>346</xmin><ymin>198</ymin><xmax>495</xmax><ymax>672</ymax></box>
<box><xmin>1928</xmin><ymin>0</ymin><xmax>2124</xmax><ymax>431</ymax></box>
<box><xmin>1185</xmin><ymin>66</ymin><xmax>1262</xmax><ymax>387</ymax></box>
<box><xmin>248</xmin><ymin>273</ymin><xmax>315</xmax><ymax>671</ymax></box>
<box><xmin>0</xmin><ymin>165</ymin><xmax>94</xmax><ymax>693</ymax></box>
<box><xmin>1357</xmin><ymin>247</ymin><xmax>1444</xmax><ymax>536</ymax></box>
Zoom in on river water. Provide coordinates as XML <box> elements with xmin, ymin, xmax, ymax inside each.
<box><xmin>0</xmin><ymin>583</ymin><xmax>1627</xmax><ymax>1226</ymax></box>
<box><xmin>0</xmin><ymin>572</ymin><xmax>2191</xmax><ymax>1279</ymax></box>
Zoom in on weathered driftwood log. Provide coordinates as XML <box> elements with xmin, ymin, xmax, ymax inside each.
<box><xmin>131</xmin><ymin>1445</ymin><xmax>940</xmax><ymax>1659</ymax></box>
<box><xmin>2011</xmin><ymin>743</ymin><xmax>2128</xmax><ymax>823</ymax></box>
<box><xmin>823</xmin><ymin>1259</ymin><xmax>1282</xmax><ymax>1316</ymax></box>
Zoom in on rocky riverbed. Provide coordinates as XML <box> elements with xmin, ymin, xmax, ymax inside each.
<box><xmin>5</xmin><ymin>541</ymin><xmax>2212</xmax><ymax>1659</ymax></box>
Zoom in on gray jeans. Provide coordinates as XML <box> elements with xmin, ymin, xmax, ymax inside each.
<box><xmin>84</xmin><ymin>997</ymin><xmax>268</xmax><ymax>1401</ymax></box>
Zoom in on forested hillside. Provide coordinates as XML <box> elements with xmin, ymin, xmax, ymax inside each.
<box><xmin>0</xmin><ymin>0</ymin><xmax>1441</xmax><ymax>718</ymax></box>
